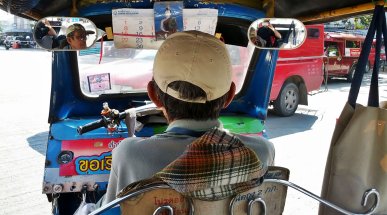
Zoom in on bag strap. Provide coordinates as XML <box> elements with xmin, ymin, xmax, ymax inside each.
<box><xmin>368</xmin><ymin>10</ymin><xmax>382</xmax><ymax>107</ymax></box>
<box><xmin>348</xmin><ymin>5</ymin><xmax>386</xmax><ymax>108</ymax></box>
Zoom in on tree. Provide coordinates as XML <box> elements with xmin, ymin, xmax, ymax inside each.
<box><xmin>335</xmin><ymin>15</ymin><xmax>373</xmax><ymax>30</ymax></box>
<box><xmin>358</xmin><ymin>15</ymin><xmax>372</xmax><ymax>28</ymax></box>
<box><xmin>354</xmin><ymin>18</ymin><xmax>365</xmax><ymax>29</ymax></box>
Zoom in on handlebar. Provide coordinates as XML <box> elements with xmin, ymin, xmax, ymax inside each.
<box><xmin>77</xmin><ymin>118</ymin><xmax>107</xmax><ymax>135</ymax></box>
<box><xmin>77</xmin><ymin>103</ymin><xmax>159</xmax><ymax>135</ymax></box>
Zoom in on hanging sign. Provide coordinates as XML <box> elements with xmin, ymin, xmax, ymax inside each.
<box><xmin>112</xmin><ymin>7</ymin><xmax>218</xmax><ymax>49</ymax></box>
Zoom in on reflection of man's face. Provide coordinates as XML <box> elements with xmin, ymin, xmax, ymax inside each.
<box><xmin>67</xmin><ymin>30</ymin><xmax>87</xmax><ymax>49</ymax></box>
<box><xmin>262</xmin><ymin>21</ymin><xmax>270</xmax><ymax>27</ymax></box>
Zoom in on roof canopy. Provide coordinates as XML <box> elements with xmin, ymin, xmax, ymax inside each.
<box><xmin>0</xmin><ymin>0</ymin><xmax>385</xmax><ymax>23</ymax></box>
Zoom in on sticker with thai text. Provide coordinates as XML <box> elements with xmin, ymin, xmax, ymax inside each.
<box><xmin>75</xmin><ymin>152</ymin><xmax>112</xmax><ymax>175</ymax></box>
<box><xmin>59</xmin><ymin>138</ymin><xmax>123</xmax><ymax>176</ymax></box>
<box><xmin>88</xmin><ymin>73</ymin><xmax>111</xmax><ymax>92</ymax></box>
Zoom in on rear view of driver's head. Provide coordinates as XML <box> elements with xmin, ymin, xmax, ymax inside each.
<box><xmin>150</xmin><ymin>30</ymin><xmax>235</xmax><ymax>121</ymax></box>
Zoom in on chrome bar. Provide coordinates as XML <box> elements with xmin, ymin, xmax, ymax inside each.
<box><xmin>89</xmin><ymin>184</ymin><xmax>170</xmax><ymax>215</ymax></box>
<box><xmin>153</xmin><ymin>205</ymin><xmax>174</xmax><ymax>215</ymax></box>
<box><xmin>229</xmin><ymin>195</ymin><xmax>267</xmax><ymax>215</ymax></box>
<box><xmin>265</xmin><ymin>178</ymin><xmax>380</xmax><ymax>215</ymax></box>
<box><xmin>90</xmin><ymin>179</ymin><xmax>379</xmax><ymax>215</ymax></box>
<box><xmin>90</xmin><ymin>183</ymin><xmax>194</xmax><ymax>215</ymax></box>
<box><xmin>248</xmin><ymin>197</ymin><xmax>266</xmax><ymax>215</ymax></box>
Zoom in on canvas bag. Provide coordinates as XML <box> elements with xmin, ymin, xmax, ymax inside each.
<box><xmin>319</xmin><ymin>5</ymin><xmax>387</xmax><ymax>214</ymax></box>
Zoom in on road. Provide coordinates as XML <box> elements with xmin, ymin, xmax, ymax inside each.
<box><xmin>0</xmin><ymin>47</ymin><xmax>52</xmax><ymax>215</ymax></box>
<box><xmin>0</xmin><ymin>47</ymin><xmax>386</xmax><ymax>215</ymax></box>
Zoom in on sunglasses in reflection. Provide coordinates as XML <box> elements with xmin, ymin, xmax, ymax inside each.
<box><xmin>70</xmin><ymin>33</ymin><xmax>87</xmax><ymax>41</ymax></box>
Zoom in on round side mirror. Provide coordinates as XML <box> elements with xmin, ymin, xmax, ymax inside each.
<box><xmin>33</xmin><ymin>17</ymin><xmax>99</xmax><ymax>51</ymax></box>
<box><xmin>248</xmin><ymin>18</ymin><xmax>307</xmax><ymax>50</ymax></box>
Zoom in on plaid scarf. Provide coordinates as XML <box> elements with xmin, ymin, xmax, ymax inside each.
<box><xmin>154</xmin><ymin>128</ymin><xmax>267</xmax><ymax>201</ymax></box>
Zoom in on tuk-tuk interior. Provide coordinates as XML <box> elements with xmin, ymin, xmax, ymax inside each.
<box><xmin>0</xmin><ymin>0</ymin><xmax>385</xmax><ymax>214</ymax></box>
<box><xmin>42</xmin><ymin>4</ymin><xmax>278</xmax><ymax>214</ymax></box>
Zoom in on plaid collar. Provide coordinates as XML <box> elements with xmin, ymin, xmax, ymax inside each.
<box><xmin>154</xmin><ymin>127</ymin><xmax>267</xmax><ymax>200</ymax></box>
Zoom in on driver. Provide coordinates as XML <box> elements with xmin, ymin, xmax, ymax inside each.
<box><xmin>98</xmin><ymin>30</ymin><xmax>275</xmax><ymax>206</ymax></box>
<box><xmin>60</xmin><ymin>23</ymin><xmax>95</xmax><ymax>49</ymax></box>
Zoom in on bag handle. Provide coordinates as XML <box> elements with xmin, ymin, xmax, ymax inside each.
<box><xmin>348</xmin><ymin>5</ymin><xmax>386</xmax><ymax>108</ymax></box>
<box><xmin>368</xmin><ymin>11</ymin><xmax>382</xmax><ymax>107</ymax></box>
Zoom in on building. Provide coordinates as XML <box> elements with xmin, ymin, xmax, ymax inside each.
<box><xmin>0</xmin><ymin>12</ymin><xmax>35</xmax><ymax>37</ymax></box>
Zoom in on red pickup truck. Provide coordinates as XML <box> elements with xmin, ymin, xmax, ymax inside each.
<box><xmin>270</xmin><ymin>24</ymin><xmax>325</xmax><ymax>116</ymax></box>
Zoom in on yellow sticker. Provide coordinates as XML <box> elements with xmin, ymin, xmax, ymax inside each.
<box><xmin>94</xmin><ymin>141</ymin><xmax>103</xmax><ymax>147</ymax></box>
<box><xmin>105</xmin><ymin>27</ymin><xmax>114</xmax><ymax>40</ymax></box>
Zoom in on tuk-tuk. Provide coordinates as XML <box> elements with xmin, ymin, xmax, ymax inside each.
<box><xmin>41</xmin><ymin>5</ymin><xmax>279</xmax><ymax>214</ymax></box>
<box><xmin>0</xmin><ymin>0</ymin><xmax>384</xmax><ymax>214</ymax></box>
<box><xmin>324</xmin><ymin>31</ymin><xmax>386</xmax><ymax>81</ymax></box>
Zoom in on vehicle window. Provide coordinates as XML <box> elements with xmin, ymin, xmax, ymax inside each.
<box><xmin>78</xmin><ymin>41</ymin><xmax>254</xmax><ymax>97</ymax></box>
<box><xmin>307</xmin><ymin>28</ymin><xmax>320</xmax><ymax>38</ymax></box>
<box><xmin>326</xmin><ymin>45</ymin><xmax>339</xmax><ymax>57</ymax></box>
<box><xmin>227</xmin><ymin>45</ymin><xmax>241</xmax><ymax>65</ymax></box>
<box><xmin>346</xmin><ymin>40</ymin><xmax>361</xmax><ymax>48</ymax></box>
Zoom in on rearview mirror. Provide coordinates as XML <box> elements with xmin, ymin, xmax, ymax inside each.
<box><xmin>248</xmin><ymin>18</ymin><xmax>306</xmax><ymax>50</ymax></box>
<box><xmin>33</xmin><ymin>17</ymin><xmax>98</xmax><ymax>51</ymax></box>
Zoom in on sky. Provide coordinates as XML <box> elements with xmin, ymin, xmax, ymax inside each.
<box><xmin>0</xmin><ymin>9</ymin><xmax>13</xmax><ymax>21</ymax></box>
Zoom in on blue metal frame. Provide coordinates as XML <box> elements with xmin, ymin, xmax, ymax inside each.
<box><xmin>49</xmin><ymin>52</ymin><xmax>150</xmax><ymax>122</ymax></box>
<box><xmin>78</xmin><ymin>1</ymin><xmax>264</xmax><ymax>22</ymax></box>
<box><xmin>227</xmin><ymin>50</ymin><xmax>279</xmax><ymax>119</ymax></box>
<box><xmin>45</xmin><ymin>4</ymin><xmax>279</xmax><ymax>212</ymax></box>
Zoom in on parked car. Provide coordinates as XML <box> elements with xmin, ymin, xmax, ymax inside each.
<box><xmin>13</xmin><ymin>35</ymin><xmax>35</xmax><ymax>48</ymax></box>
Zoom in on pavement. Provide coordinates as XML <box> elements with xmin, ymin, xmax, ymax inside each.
<box><xmin>0</xmin><ymin>48</ymin><xmax>53</xmax><ymax>215</ymax></box>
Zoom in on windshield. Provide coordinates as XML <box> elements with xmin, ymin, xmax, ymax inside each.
<box><xmin>78</xmin><ymin>41</ymin><xmax>254</xmax><ymax>97</ymax></box>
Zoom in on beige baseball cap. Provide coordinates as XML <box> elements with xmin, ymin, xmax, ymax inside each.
<box><xmin>153</xmin><ymin>30</ymin><xmax>232</xmax><ymax>103</ymax></box>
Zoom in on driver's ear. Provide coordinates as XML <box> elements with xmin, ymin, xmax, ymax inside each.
<box><xmin>223</xmin><ymin>82</ymin><xmax>236</xmax><ymax>108</ymax></box>
<box><xmin>147</xmin><ymin>81</ymin><xmax>163</xmax><ymax>108</ymax></box>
